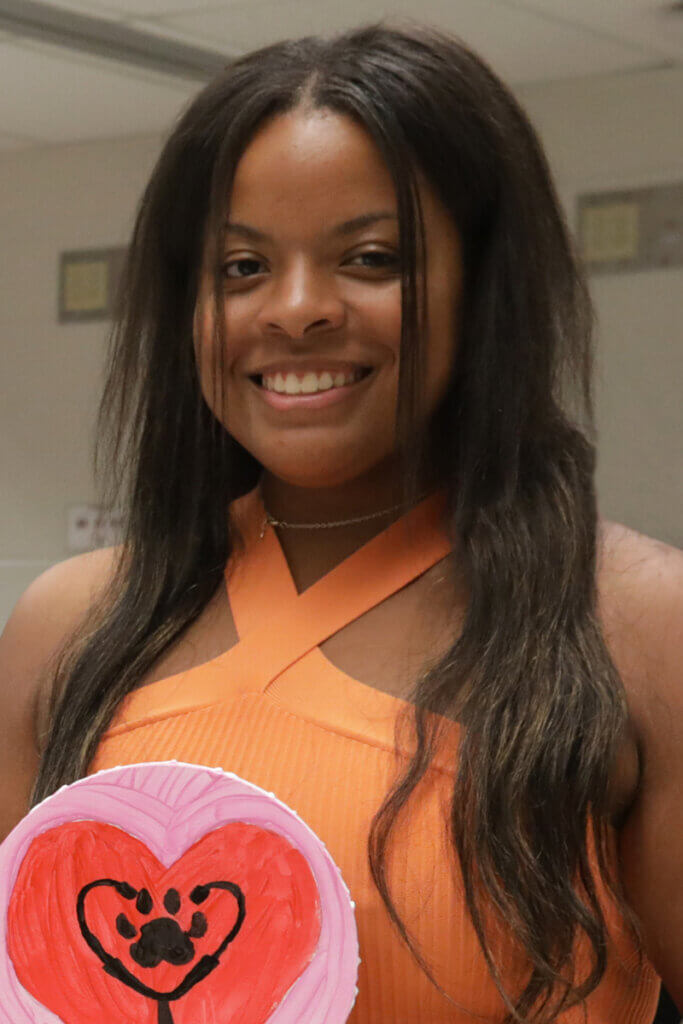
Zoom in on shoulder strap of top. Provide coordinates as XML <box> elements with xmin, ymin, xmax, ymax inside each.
<box><xmin>109</xmin><ymin>488</ymin><xmax>453</xmax><ymax>730</ymax></box>
<box><xmin>227</xmin><ymin>486</ymin><xmax>453</xmax><ymax>651</ymax></box>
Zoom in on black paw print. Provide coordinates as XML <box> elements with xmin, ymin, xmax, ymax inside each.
<box><xmin>76</xmin><ymin>878</ymin><xmax>245</xmax><ymax>1024</ymax></box>
<box><xmin>115</xmin><ymin>886</ymin><xmax>209</xmax><ymax>968</ymax></box>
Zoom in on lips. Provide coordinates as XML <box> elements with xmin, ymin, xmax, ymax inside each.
<box><xmin>248</xmin><ymin>366</ymin><xmax>375</xmax><ymax>410</ymax></box>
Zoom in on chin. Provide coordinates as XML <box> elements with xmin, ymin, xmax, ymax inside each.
<box><xmin>259</xmin><ymin>451</ymin><xmax>386</xmax><ymax>492</ymax></box>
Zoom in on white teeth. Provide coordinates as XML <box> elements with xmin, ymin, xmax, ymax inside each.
<box><xmin>301</xmin><ymin>371</ymin><xmax>333</xmax><ymax>393</ymax></box>
<box><xmin>261</xmin><ymin>369</ymin><xmax>366</xmax><ymax>394</ymax></box>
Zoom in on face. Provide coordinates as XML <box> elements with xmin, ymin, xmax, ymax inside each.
<box><xmin>194</xmin><ymin>108</ymin><xmax>463</xmax><ymax>490</ymax></box>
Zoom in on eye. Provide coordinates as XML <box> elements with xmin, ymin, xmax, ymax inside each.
<box><xmin>222</xmin><ymin>256</ymin><xmax>267</xmax><ymax>280</ymax></box>
<box><xmin>345</xmin><ymin>250</ymin><xmax>400</xmax><ymax>272</ymax></box>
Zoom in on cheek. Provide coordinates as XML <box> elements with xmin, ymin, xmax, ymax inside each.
<box><xmin>373</xmin><ymin>289</ymin><xmax>403</xmax><ymax>352</ymax></box>
<box><xmin>193</xmin><ymin>296</ymin><xmax>244</xmax><ymax>411</ymax></box>
<box><xmin>348</xmin><ymin>286</ymin><xmax>403</xmax><ymax>372</ymax></box>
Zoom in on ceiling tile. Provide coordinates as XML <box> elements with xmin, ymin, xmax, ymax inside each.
<box><xmin>0</xmin><ymin>37</ymin><xmax>196</xmax><ymax>143</ymax></box>
<box><xmin>159</xmin><ymin>0</ymin><xmax>663</xmax><ymax>83</ymax></box>
<box><xmin>124</xmin><ymin>13</ymin><xmax>236</xmax><ymax>52</ymax></box>
<box><xmin>0</xmin><ymin>0</ymin><xmax>677</xmax><ymax>147</ymax></box>
<box><xmin>510</xmin><ymin>0</ymin><xmax>683</xmax><ymax>62</ymax></box>
<box><xmin>14</xmin><ymin>0</ymin><xmax>124</xmax><ymax>16</ymax></box>
<box><xmin>28</xmin><ymin>0</ymin><xmax>246</xmax><ymax>14</ymax></box>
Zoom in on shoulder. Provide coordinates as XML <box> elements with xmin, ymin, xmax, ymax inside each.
<box><xmin>597</xmin><ymin>518</ymin><xmax>682</xmax><ymax>611</ymax></box>
<box><xmin>597</xmin><ymin>520</ymin><xmax>682</xmax><ymax>717</ymax></box>
<box><xmin>0</xmin><ymin>544</ymin><xmax>120</xmax><ymax>753</ymax></box>
<box><xmin>595</xmin><ymin>522</ymin><xmax>682</xmax><ymax>825</ymax></box>
<box><xmin>597</xmin><ymin>522</ymin><xmax>683</xmax><ymax>1003</ymax></box>
<box><xmin>0</xmin><ymin>546</ymin><xmax>122</xmax><ymax>835</ymax></box>
<box><xmin>2</xmin><ymin>545</ymin><xmax>122</xmax><ymax>685</ymax></box>
<box><xmin>597</xmin><ymin>521</ymin><xmax>682</xmax><ymax>786</ymax></box>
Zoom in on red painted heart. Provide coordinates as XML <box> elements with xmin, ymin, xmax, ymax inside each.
<box><xmin>8</xmin><ymin>820</ymin><xmax>321</xmax><ymax>1024</ymax></box>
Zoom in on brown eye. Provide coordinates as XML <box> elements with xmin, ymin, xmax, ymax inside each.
<box><xmin>347</xmin><ymin>250</ymin><xmax>400</xmax><ymax>271</ymax></box>
<box><xmin>222</xmin><ymin>257</ymin><xmax>265</xmax><ymax>279</ymax></box>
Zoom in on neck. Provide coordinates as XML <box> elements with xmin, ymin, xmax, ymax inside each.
<box><xmin>260</xmin><ymin>455</ymin><xmax>440</xmax><ymax>524</ymax></box>
<box><xmin>258</xmin><ymin>460</ymin><xmax>441</xmax><ymax>592</ymax></box>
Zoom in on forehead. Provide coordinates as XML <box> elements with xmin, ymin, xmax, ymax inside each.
<box><xmin>227</xmin><ymin>109</ymin><xmax>398</xmax><ymax>230</ymax></box>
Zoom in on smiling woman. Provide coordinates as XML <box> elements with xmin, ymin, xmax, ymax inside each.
<box><xmin>193</xmin><ymin>107</ymin><xmax>462</xmax><ymax>494</ymax></box>
<box><xmin>1</xmin><ymin>20</ymin><xmax>681</xmax><ymax>1024</ymax></box>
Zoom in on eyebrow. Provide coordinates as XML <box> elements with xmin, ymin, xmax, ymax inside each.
<box><xmin>223</xmin><ymin>211</ymin><xmax>398</xmax><ymax>243</ymax></box>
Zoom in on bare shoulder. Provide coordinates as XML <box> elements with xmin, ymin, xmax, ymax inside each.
<box><xmin>2</xmin><ymin>545</ymin><xmax>122</xmax><ymax>692</ymax></box>
<box><xmin>597</xmin><ymin>520</ymin><xmax>683</xmax><ymax>810</ymax></box>
<box><xmin>598</xmin><ymin>518</ymin><xmax>682</xmax><ymax>597</ymax></box>
<box><xmin>27</xmin><ymin>544</ymin><xmax>121</xmax><ymax>610</ymax></box>
<box><xmin>0</xmin><ymin>546</ymin><xmax>121</xmax><ymax>839</ymax></box>
<box><xmin>598</xmin><ymin>524</ymin><xmax>683</xmax><ymax>1003</ymax></box>
<box><xmin>597</xmin><ymin>520</ymin><xmax>682</xmax><ymax>703</ymax></box>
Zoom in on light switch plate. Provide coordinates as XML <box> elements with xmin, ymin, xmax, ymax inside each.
<box><xmin>66</xmin><ymin>505</ymin><xmax>124</xmax><ymax>553</ymax></box>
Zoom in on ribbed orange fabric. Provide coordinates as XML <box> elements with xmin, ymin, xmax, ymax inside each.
<box><xmin>91</xmin><ymin>487</ymin><xmax>660</xmax><ymax>1023</ymax></box>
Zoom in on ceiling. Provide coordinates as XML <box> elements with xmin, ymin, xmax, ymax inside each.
<box><xmin>1</xmin><ymin>0</ymin><xmax>682</xmax><ymax>150</ymax></box>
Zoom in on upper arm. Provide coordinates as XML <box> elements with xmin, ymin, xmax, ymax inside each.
<box><xmin>600</xmin><ymin>527</ymin><xmax>683</xmax><ymax>1008</ymax></box>
<box><xmin>0</xmin><ymin>547</ymin><xmax>119</xmax><ymax>842</ymax></box>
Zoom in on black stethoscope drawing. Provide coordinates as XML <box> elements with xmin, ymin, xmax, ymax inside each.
<box><xmin>77</xmin><ymin>877</ymin><xmax>246</xmax><ymax>1024</ymax></box>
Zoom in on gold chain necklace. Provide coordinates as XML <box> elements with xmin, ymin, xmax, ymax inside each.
<box><xmin>259</xmin><ymin>490</ymin><xmax>433</xmax><ymax>539</ymax></box>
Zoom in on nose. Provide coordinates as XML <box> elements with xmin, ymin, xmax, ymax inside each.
<box><xmin>256</xmin><ymin>260</ymin><xmax>345</xmax><ymax>339</ymax></box>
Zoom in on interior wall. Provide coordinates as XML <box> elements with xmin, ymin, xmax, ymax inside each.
<box><xmin>1</xmin><ymin>63</ymin><xmax>682</xmax><ymax>626</ymax></box>
<box><xmin>517</xmin><ymin>64</ymin><xmax>683</xmax><ymax>550</ymax></box>
<box><xmin>0</xmin><ymin>134</ymin><xmax>161</xmax><ymax>624</ymax></box>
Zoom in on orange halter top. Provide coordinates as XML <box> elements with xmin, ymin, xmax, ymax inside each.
<box><xmin>91</xmin><ymin>486</ymin><xmax>660</xmax><ymax>1022</ymax></box>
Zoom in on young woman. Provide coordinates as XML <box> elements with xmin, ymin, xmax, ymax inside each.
<box><xmin>1</xmin><ymin>22</ymin><xmax>681</xmax><ymax>1024</ymax></box>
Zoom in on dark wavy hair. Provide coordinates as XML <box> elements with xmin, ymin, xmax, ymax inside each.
<box><xmin>33</xmin><ymin>22</ymin><xmax>643</xmax><ymax>1022</ymax></box>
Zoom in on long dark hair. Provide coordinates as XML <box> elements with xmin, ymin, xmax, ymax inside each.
<box><xmin>33</xmin><ymin>23</ymin><xmax>643</xmax><ymax>1022</ymax></box>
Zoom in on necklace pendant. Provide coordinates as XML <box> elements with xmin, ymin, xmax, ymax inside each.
<box><xmin>260</xmin><ymin>514</ymin><xmax>278</xmax><ymax>539</ymax></box>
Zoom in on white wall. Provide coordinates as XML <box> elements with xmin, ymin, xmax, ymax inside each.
<box><xmin>517</xmin><ymin>65</ymin><xmax>683</xmax><ymax>548</ymax></box>
<box><xmin>0</xmin><ymin>135</ymin><xmax>161</xmax><ymax>624</ymax></box>
<box><xmin>1</xmin><ymin>64</ymin><xmax>682</xmax><ymax>626</ymax></box>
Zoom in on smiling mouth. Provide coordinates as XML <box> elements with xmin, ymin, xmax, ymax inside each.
<box><xmin>250</xmin><ymin>367</ymin><xmax>373</xmax><ymax>396</ymax></box>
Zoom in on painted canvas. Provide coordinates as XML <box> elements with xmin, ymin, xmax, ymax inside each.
<box><xmin>0</xmin><ymin>762</ymin><xmax>359</xmax><ymax>1023</ymax></box>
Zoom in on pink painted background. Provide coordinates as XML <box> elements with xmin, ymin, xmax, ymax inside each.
<box><xmin>0</xmin><ymin>762</ymin><xmax>359</xmax><ymax>1022</ymax></box>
